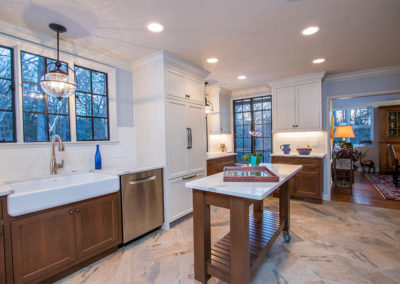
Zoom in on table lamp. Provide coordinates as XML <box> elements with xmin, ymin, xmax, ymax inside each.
<box><xmin>334</xmin><ymin>125</ymin><xmax>355</xmax><ymax>147</ymax></box>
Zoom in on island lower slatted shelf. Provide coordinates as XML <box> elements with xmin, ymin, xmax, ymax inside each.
<box><xmin>207</xmin><ymin>210</ymin><xmax>284</xmax><ymax>283</ymax></box>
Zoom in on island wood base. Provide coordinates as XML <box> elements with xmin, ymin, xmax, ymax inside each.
<box><xmin>192</xmin><ymin>181</ymin><xmax>290</xmax><ymax>284</ymax></box>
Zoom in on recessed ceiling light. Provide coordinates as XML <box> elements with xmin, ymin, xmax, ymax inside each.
<box><xmin>312</xmin><ymin>58</ymin><xmax>326</xmax><ymax>64</ymax></box>
<box><xmin>147</xmin><ymin>23</ymin><xmax>164</xmax><ymax>33</ymax></box>
<box><xmin>302</xmin><ymin>26</ymin><xmax>320</xmax><ymax>36</ymax></box>
<box><xmin>237</xmin><ymin>75</ymin><xmax>247</xmax><ymax>80</ymax></box>
<box><xmin>207</xmin><ymin>58</ymin><xmax>219</xmax><ymax>64</ymax></box>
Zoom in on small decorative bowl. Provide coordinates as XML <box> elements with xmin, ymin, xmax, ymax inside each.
<box><xmin>296</xmin><ymin>148</ymin><xmax>312</xmax><ymax>155</ymax></box>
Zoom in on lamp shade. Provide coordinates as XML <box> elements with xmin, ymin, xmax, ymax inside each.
<box><xmin>334</xmin><ymin>125</ymin><xmax>355</xmax><ymax>138</ymax></box>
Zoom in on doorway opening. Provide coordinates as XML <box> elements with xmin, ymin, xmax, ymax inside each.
<box><xmin>328</xmin><ymin>93</ymin><xmax>400</xmax><ymax>209</ymax></box>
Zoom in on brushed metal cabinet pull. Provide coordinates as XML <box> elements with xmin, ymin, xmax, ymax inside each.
<box><xmin>69</xmin><ymin>210</ymin><xmax>74</xmax><ymax>214</ymax></box>
<box><xmin>129</xmin><ymin>176</ymin><xmax>157</xmax><ymax>185</ymax></box>
<box><xmin>75</xmin><ymin>208</ymin><xmax>80</xmax><ymax>213</ymax></box>
<box><xmin>183</xmin><ymin>174</ymin><xmax>197</xmax><ymax>180</ymax></box>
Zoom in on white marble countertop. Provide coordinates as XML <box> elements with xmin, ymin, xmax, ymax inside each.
<box><xmin>206</xmin><ymin>152</ymin><xmax>237</xmax><ymax>160</ymax></box>
<box><xmin>271</xmin><ymin>153</ymin><xmax>327</xmax><ymax>158</ymax></box>
<box><xmin>0</xmin><ymin>183</ymin><xmax>14</xmax><ymax>197</ymax></box>
<box><xmin>185</xmin><ymin>163</ymin><xmax>302</xmax><ymax>200</ymax></box>
<box><xmin>99</xmin><ymin>164</ymin><xmax>164</xmax><ymax>176</ymax></box>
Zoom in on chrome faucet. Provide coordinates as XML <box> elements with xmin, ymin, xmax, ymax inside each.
<box><xmin>50</xmin><ymin>135</ymin><xmax>65</xmax><ymax>175</ymax></box>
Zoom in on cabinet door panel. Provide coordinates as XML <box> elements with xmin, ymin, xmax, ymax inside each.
<box><xmin>166</xmin><ymin>100</ymin><xmax>189</xmax><ymax>179</ymax></box>
<box><xmin>75</xmin><ymin>193</ymin><xmax>121</xmax><ymax>261</ymax></box>
<box><xmin>274</xmin><ymin>87</ymin><xmax>296</xmax><ymax>130</ymax></box>
<box><xmin>168</xmin><ymin>173</ymin><xmax>205</xmax><ymax>222</ymax></box>
<box><xmin>186</xmin><ymin>77</ymin><xmax>204</xmax><ymax>103</ymax></box>
<box><xmin>187</xmin><ymin>103</ymin><xmax>206</xmax><ymax>173</ymax></box>
<box><xmin>12</xmin><ymin>206</ymin><xmax>76</xmax><ymax>284</ymax></box>
<box><xmin>293</xmin><ymin>174</ymin><xmax>322</xmax><ymax>199</ymax></box>
<box><xmin>0</xmin><ymin>226</ymin><xmax>5</xmax><ymax>284</ymax></box>
<box><xmin>166</xmin><ymin>69</ymin><xmax>185</xmax><ymax>99</ymax></box>
<box><xmin>296</xmin><ymin>83</ymin><xmax>321</xmax><ymax>130</ymax></box>
<box><xmin>219</xmin><ymin>93</ymin><xmax>231</xmax><ymax>133</ymax></box>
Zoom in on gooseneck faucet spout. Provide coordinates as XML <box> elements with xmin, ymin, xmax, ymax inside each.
<box><xmin>50</xmin><ymin>135</ymin><xmax>65</xmax><ymax>175</ymax></box>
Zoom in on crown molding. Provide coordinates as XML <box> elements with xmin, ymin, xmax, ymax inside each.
<box><xmin>132</xmin><ymin>50</ymin><xmax>210</xmax><ymax>78</ymax></box>
<box><xmin>268</xmin><ymin>72</ymin><xmax>326</xmax><ymax>88</ymax></box>
<box><xmin>231</xmin><ymin>86</ymin><xmax>271</xmax><ymax>98</ymax></box>
<box><xmin>325</xmin><ymin>65</ymin><xmax>400</xmax><ymax>82</ymax></box>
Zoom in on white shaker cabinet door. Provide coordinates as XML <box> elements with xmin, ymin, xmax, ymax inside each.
<box><xmin>165</xmin><ymin>69</ymin><xmax>186</xmax><ymax>100</ymax></box>
<box><xmin>219</xmin><ymin>93</ymin><xmax>231</xmax><ymax>133</ymax></box>
<box><xmin>186</xmin><ymin>77</ymin><xmax>204</xmax><ymax>104</ymax></box>
<box><xmin>296</xmin><ymin>83</ymin><xmax>321</xmax><ymax>130</ymax></box>
<box><xmin>273</xmin><ymin>86</ymin><xmax>296</xmax><ymax>131</ymax></box>
<box><xmin>166</xmin><ymin>100</ymin><xmax>188</xmax><ymax>179</ymax></box>
<box><xmin>187</xmin><ymin>103</ymin><xmax>206</xmax><ymax>174</ymax></box>
<box><xmin>167</xmin><ymin>172</ymin><xmax>205</xmax><ymax>223</ymax></box>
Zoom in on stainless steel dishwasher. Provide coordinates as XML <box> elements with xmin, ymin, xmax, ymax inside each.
<box><xmin>121</xmin><ymin>168</ymin><xmax>164</xmax><ymax>243</ymax></box>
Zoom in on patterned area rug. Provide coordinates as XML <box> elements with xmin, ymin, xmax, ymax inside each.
<box><xmin>366</xmin><ymin>174</ymin><xmax>400</xmax><ymax>200</ymax></box>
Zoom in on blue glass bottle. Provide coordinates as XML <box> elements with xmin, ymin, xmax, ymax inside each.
<box><xmin>95</xmin><ymin>144</ymin><xmax>102</xmax><ymax>169</ymax></box>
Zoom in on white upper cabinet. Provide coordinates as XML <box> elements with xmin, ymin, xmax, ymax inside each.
<box><xmin>271</xmin><ymin>72</ymin><xmax>325</xmax><ymax>132</ymax></box>
<box><xmin>274</xmin><ymin>86</ymin><xmax>296</xmax><ymax>130</ymax></box>
<box><xmin>296</xmin><ymin>83</ymin><xmax>321</xmax><ymax>130</ymax></box>
<box><xmin>166</xmin><ymin>69</ymin><xmax>186</xmax><ymax>99</ymax></box>
<box><xmin>208</xmin><ymin>87</ymin><xmax>232</xmax><ymax>134</ymax></box>
<box><xmin>186</xmin><ymin>77</ymin><xmax>205</xmax><ymax>104</ymax></box>
<box><xmin>165</xmin><ymin>68</ymin><xmax>205</xmax><ymax>104</ymax></box>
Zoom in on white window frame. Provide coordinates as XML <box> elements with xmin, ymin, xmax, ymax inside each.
<box><xmin>333</xmin><ymin>106</ymin><xmax>374</xmax><ymax>146</ymax></box>
<box><xmin>0</xmin><ymin>33</ymin><xmax>118</xmax><ymax>146</ymax></box>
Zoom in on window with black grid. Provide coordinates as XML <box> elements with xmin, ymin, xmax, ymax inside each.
<box><xmin>0</xmin><ymin>45</ymin><xmax>15</xmax><ymax>142</ymax></box>
<box><xmin>75</xmin><ymin>65</ymin><xmax>109</xmax><ymax>141</ymax></box>
<box><xmin>233</xmin><ymin>96</ymin><xmax>272</xmax><ymax>163</ymax></box>
<box><xmin>20</xmin><ymin>51</ymin><xmax>70</xmax><ymax>142</ymax></box>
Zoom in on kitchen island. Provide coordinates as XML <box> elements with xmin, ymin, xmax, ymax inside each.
<box><xmin>186</xmin><ymin>163</ymin><xmax>302</xmax><ymax>284</ymax></box>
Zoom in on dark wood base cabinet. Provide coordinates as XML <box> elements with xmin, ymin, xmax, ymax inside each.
<box><xmin>207</xmin><ymin>154</ymin><xmax>236</xmax><ymax>176</ymax></box>
<box><xmin>272</xmin><ymin>156</ymin><xmax>324</xmax><ymax>203</ymax></box>
<box><xmin>11</xmin><ymin>192</ymin><xmax>122</xmax><ymax>284</ymax></box>
<box><xmin>0</xmin><ymin>196</ymin><xmax>13</xmax><ymax>284</ymax></box>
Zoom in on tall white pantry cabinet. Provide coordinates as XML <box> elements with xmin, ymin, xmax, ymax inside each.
<box><xmin>133</xmin><ymin>51</ymin><xmax>209</xmax><ymax>229</ymax></box>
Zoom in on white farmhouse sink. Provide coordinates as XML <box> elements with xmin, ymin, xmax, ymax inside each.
<box><xmin>7</xmin><ymin>172</ymin><xmax>120</xmax><ymax>217</ymax></box>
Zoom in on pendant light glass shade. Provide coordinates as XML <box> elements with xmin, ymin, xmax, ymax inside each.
<box><xmin>40</xmin><ymin>23</ymin><xmax>76</xmax><ymax>100</ymax></box>
<box><xmin>40</xmin><ymin>67</ymin><xmax>76</xmax><ymax>99</ymax></box>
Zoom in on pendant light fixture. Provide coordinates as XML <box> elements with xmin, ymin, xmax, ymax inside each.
<box><xmin>40</xmin><ymin>23</ymin><xmax>76</xmax><ymax>100</ymax></box>
<box><xmin>204</xmin><ymin>82</ymin><xmax>214</xmax><ymax>114</ymax></box>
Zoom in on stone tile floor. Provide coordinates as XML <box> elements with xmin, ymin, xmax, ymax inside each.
<box><xmin>57</xmin><ymin>197</ymin><xmax>400</xmax><ymax>284</ymax></box>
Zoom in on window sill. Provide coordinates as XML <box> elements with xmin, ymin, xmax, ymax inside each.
<box><xmin>0</xmin><ymin>140</ymin><xmax>120</xmax><ymax>148</ymax></box>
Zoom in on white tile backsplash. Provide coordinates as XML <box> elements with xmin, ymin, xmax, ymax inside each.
<box><xmin>273</xmin><ymin>131</ymin><xmax>328</xmax><ymax>154</ymax></box>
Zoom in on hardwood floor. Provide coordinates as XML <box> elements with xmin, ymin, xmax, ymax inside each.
<box><xmin>331</xmin><ymin>172</ymin><xmax>400</xmax><ymax>210</ymax></box>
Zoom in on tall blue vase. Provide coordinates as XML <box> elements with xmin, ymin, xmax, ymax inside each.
<box><xmin>95</xmin><ymin>144</ymin><xmax>102</xmax><ymax>169</ymax></box>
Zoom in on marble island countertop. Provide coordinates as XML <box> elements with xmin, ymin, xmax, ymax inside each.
<box><xmin>186</xmin><ymin>163</ymin><xmax>302</xmax><ymax>200</ymax></box>
<box><xmin>206</xmin><ymin>152</ymin><xmax>237</xmax><ymax>160</ymax></box>
<box><xmin>271</xmin><ymin>153</ymin><xmax>327</xmax><ymax>158</ymax></box>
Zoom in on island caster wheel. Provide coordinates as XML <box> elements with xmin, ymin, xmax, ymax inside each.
<box><xmin>283</xmin><ymin>231</ymin><xmax>291</xmax><ymax>243</ymax></box>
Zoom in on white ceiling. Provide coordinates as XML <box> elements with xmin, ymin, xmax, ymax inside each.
<box><xmin>1</xmin><ymin>0</ymin><xmax>400</xmax><ymax>91</ymax></box>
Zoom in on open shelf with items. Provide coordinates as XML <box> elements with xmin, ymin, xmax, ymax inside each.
<box><xmin>207</xmin><ymin>210</ymin><xmax>284</xmax><ymax>283</ymax></box>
